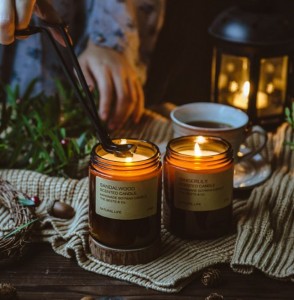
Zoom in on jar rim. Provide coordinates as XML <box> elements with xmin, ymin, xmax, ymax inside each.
<box><xmin>91</xmin><ymin>138</ymin><xmax>161</xmax><ymax>166</ymax></box>
<box><xmin>167</xmin><ymin>135</ymin><xmax>233</xmax><ymax>157</ymax></box>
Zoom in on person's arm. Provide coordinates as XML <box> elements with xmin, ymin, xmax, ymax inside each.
<box><xmin>0</xmin><ymin>0</ymin><xmax>35</xmax><ymax>45</ymax></box>
<box><xmin>78</xmin><ymin>0</ymin><xmax>144</xmax><ymax>130</ymax></box>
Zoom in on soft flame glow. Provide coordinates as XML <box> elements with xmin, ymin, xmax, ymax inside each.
<box><xmin>194</xmin><ymin>143</ymin><xmax>202</xmax><ymax>156</ymax></box>
<box><xmin>121</xmin><ymin>139</ymin><xmax>132</xmax><ymax>162</ymax></box>
<box><xmin>232</xmin><ymin>80</ymin><xmax>269</xmax><ymax>109</ymax></box>
<box><xmin>125</xmin><ymin>157</ymin><xmax>133</xmax><ymax>163</ymax></box>
<box><xmin>229</xmin><ymin>80</ymin><xmax>238</xmax><ymax>93</ymax></box>
<box><xmin>195</xmin><ymin>136</ymin><xmax>206</xmax><ymax>144</ymax></box>
<box><xmin>266</xmin><ymin>83</ymin><xmax>274</xmax><ymax>94</ymax></box>
<box><xmin>242</xmin><ymin>81</ymin><xmax>250</xmax><ymax>97</ymax></box>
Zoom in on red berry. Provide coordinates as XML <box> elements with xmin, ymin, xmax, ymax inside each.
<box><xmin>31</xmin><ymin>196</ymin><xmax>41</xmax><ymax>206</ymax></box>
<box><xmin>60</xmin><ymin>138</ymin><xmax>70</xmax><ymax>146</ymax></box>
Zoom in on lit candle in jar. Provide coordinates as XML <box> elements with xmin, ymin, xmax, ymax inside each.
<box><xmin>163</xmin><ymin>136</ymin><xmax>234</xmax><ymax>239</ymax></box>
<box><xmin>179</xmin><ymin>136</ymin><xmax>219</xmax><ymax>156</ymax></box>
<box><xmin>89</xmin><ymin>139</ymin><xmax>162</xmax><ymax>265</ymax></box>
<box><xmin>103</xmin><ymin>139</ymin><xmax>149</xmax><ymax>162</ymax></box>
<box><xmin>103</xmin><ymin>152</ymin><xmax>148</xmax><ymax>162</ymax></box>
<box><xmin>232</xmin><ymin>81</ymin><xmax>269</xmax><ymax>109</ymax></box>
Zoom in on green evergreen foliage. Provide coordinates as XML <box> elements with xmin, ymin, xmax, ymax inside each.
<box><xmin>0</xmin><ymin>80</ymin><xmax>97</xmax><ymax>178</ymax></box>
<box><xmin>285</xmin><ymin>102</ymin><xmax>294</xmax><ymax>150</ymax></box>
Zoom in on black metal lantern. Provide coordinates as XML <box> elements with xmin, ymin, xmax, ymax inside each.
<box><xmin>209</xmin><ymin>0</ymin><xmax>294</xmax><ymax>126</ymax></box>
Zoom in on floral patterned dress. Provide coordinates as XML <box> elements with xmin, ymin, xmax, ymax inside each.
<box><xmin>0</xmin><ymin>0</ymin><xmax>165</xmax><ymax>96</ymax></box>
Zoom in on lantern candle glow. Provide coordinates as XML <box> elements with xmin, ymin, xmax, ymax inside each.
<box><xmin>209</xmin><ymin>2</ymin><xmax>294</xmax><ymax>126</ymax></box>
<box><xmin>232</xmin><ymin>81</ymin><xmax>269</xmax><ymax>110</ymax></box>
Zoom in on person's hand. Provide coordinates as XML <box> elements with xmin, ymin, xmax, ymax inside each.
<box><xmin>78</xmin><ymin>40</ymin><xmax>144</xmax><ymax>130</ymax></box>
<box><xmin>0</xmin><ymin>0</ymin><xmax>63</xmax><ymax>45</ymax></box>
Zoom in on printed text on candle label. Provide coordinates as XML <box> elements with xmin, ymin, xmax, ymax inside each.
<box><xmin>174</xmin><ymin>168</ymin><xmax>233</xmax><ymax>211</ymax></box>
<box><xmin>95</xmin><ymin>177</ymin><xmax>158</xmax><ymax>220</ymax></box>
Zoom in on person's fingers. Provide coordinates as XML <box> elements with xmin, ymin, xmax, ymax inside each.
<box><xmin>34</xmin><ymin>0</ymin><xmax>67</xmax><ymax>46</ymax></box>
<box><xmin>126</xmin><ymin>77</ymin><xmax>140</xmax><ymax>123</ymax></box>
<box><xmin>78</xmin><ymin>56</ymin><xmax>96</xmax><ymax>92</ymax></box>
<box><xmin>34</xmin><ymin>0</ymin><xmax>61</xmax><ymax>23</ymax></box>
<box><xmin>109</xmin><ymin>71</ymin><xmax>136</xmax><ymax>129</ymax></box>
<box><xmin>94</xmin><ymin>67</ymin><xmax>114</xmax><ymax>122</ymax></box>
<box><xmin>131</xmin><ymin>78</ymin><xmax>144</xmax><ymax>124</ymax></box>
<box><xmin>0</xmin><ymin>0</ymin><xmax>15</xmax><ymax>45</ymax></box>
<box><xmin>15</xmin><ymin>0</ymin><xmax>36</xmax><ymax>29</ymax></box>
<box><xmin>77</xmin><ymin>43</ymin><xmax>144</xmax><ymax>130</ymax></box>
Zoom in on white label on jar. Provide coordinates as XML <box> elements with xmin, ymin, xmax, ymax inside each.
<box><xmin>174</xmin><ymin>167</ymin><xmax>233</xmax><ymax>211</ymax></box>
<box><xmin>95</xmin><ymin>176</ymin><xmax>159</xmax><ymax>220</ymax></box>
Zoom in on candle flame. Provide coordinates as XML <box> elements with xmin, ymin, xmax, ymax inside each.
<box><xmin>195</xmin><ymin>136</ymin><xmax>205</xmax><ymax>144</ymax></box>
<box><xmin>242</xmin><ymin>81</ymin><xmax>250</xmax><ymax>97</ymax></box>
<box><xmin>233</xmin><ymin>80</ymin><xmax>268</xmax><ymax>109</ymax></box>
<box><xmin>194</xmin><ymin>143</ymin><xmax>202</xmax><ymax>156</ymax></box>
<box><xmin>266</xmin><ymin>83</ymin><xmax>274</xmax><ymax>94</ymax></box>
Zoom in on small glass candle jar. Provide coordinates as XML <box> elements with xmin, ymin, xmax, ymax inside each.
<box><xmin>163</xmin><ymin>135</ymin><xmax>234</xmax><ymax>239</ymax></box>
<box><xmin>89</xmin><ymin>139</ymin><xmax>162</xmax><ymax>264</ymax></box>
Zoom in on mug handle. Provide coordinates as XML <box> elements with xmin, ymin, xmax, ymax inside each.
<box><xmin>237</xmin><ymin>125</ymin><xmax>268</xmax><ymax>162</ymax></box>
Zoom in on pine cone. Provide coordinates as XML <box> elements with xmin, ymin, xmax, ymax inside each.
<box><xmin>201</xmin><ymin>268</ymin><xmax>222</xmax><ymax>287</ymax></box>
<box><xmin>205</xmin><ymin>292</ymin><xmax>224</xmax><ymax>300</ymax></box>
<box><xmin>0</xmin><ymin>282</ymin><xmax>18</xmax><ymax>300</ymax></box>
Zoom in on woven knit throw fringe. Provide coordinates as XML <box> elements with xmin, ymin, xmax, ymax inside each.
<box><xmin>0</xmin><ymin>107</ymin><xmax>293</xmax><ymax>292</ymax></box>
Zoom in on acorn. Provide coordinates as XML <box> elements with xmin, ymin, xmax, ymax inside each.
<box><xmin>205</xmin><ymin>292</ymin><xmax>224</xmax><ymax>300</ymax></box>
<box><xmin>201</xmin><ymin>268</ymin><xmax>222</xmax><ymax>287</ymax></box>
<box><xmin>50</xmin><ymin>200</ymin><xmax>75</xmax><ymax>219</ymax></box>
<box><xmin>0</xmin><ymin>282</ymin><xmax>18</xmax><ymax>300</ymax></box>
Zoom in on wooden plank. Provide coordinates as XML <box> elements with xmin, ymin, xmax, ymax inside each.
<box><xmin>1</xmin><ymin>243</ymin><xmax>293</xmax><ymax>299</ymax></box>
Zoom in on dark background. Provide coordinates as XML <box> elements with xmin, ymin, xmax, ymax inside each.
<box><xmin>145</xmin><ymin>0</ymin><xmax>234</xmax><ymax>106</ymax></box>
<box><xmin>145</xmin><ymin>0</ymin><xmax>294</xmax><ymax>106</ymax></box>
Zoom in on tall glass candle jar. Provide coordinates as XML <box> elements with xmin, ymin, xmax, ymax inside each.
<box><xmin>163</xmin><ymin>135</ymin><xmax>234</xmax><ymax>239</ymax></box>
<box><xmin>89</xmin><ymin>139</ymin><xmax>162</xmax><ymax>264</ymax></box>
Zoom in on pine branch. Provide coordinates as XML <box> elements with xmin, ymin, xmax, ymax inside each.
<box><xmin>0</xmin><ymin>80</ymin><xmax>96</xmax><ymax>178</ymax></box>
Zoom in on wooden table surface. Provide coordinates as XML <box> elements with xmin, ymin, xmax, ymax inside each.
<box><xmin>1</xmin><ymin>242</ymin><xmax>293</xmax><ymax>300</ymax></box>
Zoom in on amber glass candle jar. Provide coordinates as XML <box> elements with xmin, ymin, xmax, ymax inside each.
<box><xmin>89</xmin><ymin>139</ymin><xmax>162</xmax><ymax>257</ymax></box>
<box><xmin>164</xmin><ymin>135</ymin><xmax>234</xmax><ymax>239</ymax></box>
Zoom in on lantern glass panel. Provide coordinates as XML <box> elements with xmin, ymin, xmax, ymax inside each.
<box><xmin>216</xmin><ymin>53</ymin><xmax>250</xmax><ymax>108</ymax></box>
<box><xmin>214</xmin><ymin>52</ymin><xmax>288</xmax><ymax>119</ymax></box>
<box><xmin>257</xmin><ymin>56</ymin><xmax>288</xmax><ymax>118</ymax></box>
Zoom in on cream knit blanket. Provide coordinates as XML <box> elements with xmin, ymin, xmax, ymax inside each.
<box><xmin>0</xmin><ymin>106</ymin><xmax>293</xmax><ymax>292</ymax></box>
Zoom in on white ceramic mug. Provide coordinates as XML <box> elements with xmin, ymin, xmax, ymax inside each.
<box><xmin>170</xmin><ymin>102</ymin><xmax>267</xmax><ymax>161</ymax></box>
